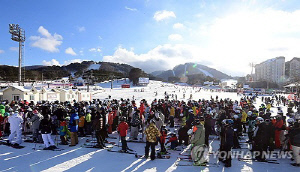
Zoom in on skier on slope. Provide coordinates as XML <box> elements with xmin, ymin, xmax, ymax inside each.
<box><xmin>7</xmin><ymin>110</ymin><xmax>23</xmax><ymax>147</ymax></box>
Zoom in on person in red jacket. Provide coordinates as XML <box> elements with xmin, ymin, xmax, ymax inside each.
<box><xmin>274</xmin><ymin>115</ymin><xmax>284</xmax><ymax>148</ymax></box>
<box><xmin>117</xmin><ymin>116</ymin><xmax>129</xmax><ymax>152</ymax></box>
<box><xmin>107</xmin><ymin>109</ymin><xmax>114</xmax><ymax>134</ymax></box>
<box><xmin>166</xmin><ymin>133</ymin><xmax>178</xmax><ymax>150</ymax></box>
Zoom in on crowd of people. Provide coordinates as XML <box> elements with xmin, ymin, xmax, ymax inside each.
<box><xmin>0</xmin><ymin>92</ymin><xmax>300</xmax><ymax>168</ymax></box>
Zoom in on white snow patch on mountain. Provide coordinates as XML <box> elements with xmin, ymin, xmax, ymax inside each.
<box><xmin>88</xmin><ymin>64</ymin><xmax>101</xmax><ymax>70</ymax></box>
<box><xmin>197</xmin><ymin>68</ymin><xmax>213</xmax><ymax>77</ymax></box>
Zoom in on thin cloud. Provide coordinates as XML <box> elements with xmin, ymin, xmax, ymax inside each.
<box><xmin>153</xmin><ymin>10</ymin><xmax>176</xmax><ymax>21</ymax></box>
<box><xmin>168</xmin><ymin>34</ymin><xmax>183</xmax><ymax>41</ymax></box>
<box><xmin>173</xmin><ymin>23</ymin><xmax>185</xmax><ymax>29</ymax></box>
<box><xmin>78</xmin><ymin>26</ymin><xmax>86</xmax><ymax>32</ymax></box>
<box><xmin>125</xmin><ymin>6</ymin><xmax>137</xmax><ymax>11</ymax></box>
<box><xmin>30</xmin><ymin>26</ymin><xmax>63</xmax><ymax>52</ymax></box>
<box><xmin>89</xmin><ymin>48</ymin><xmax>101</xmax><ymax>52</ymax></box>
<box><xmin>0</xmin><ymin>49</ymin><xmax>4</xmax><ymax>54</ymax></box>
<box><xmin>10</xmin><ymin>47</ymin><xmax>19</xmax><ymax>52</ymax></box>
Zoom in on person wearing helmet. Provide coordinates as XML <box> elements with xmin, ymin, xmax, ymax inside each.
<box><xmin>69</xmin><ymin>109</ymin><xmax>79</xmax><ymax>146</ymax></box>
<box><xmin>117</xmin><ymin>116</ymin><xmax>129</xmax><ymax>152</ymax></box>
<box><xmin>247</xmin><ymin>113</ymin><xmax>256</xmax><ymax>143</ymax></box>
<box><xmin>232</xmin><ymin>115</ymin><xmax>241</xmax><ymax>149</ymax></box>
<box><xmin>85</xmin><ymin>109</ymin><xmax>92</xmax><ymax>135</ymax></box>
<box><xmin>7</xmin><ymin>110</ymin><xmax>23</xmax><ymax>147</ymax></box>
<box><xmin>289</xmin><ymin>120</ymin><xmax>300</xmax><ymax>166</ymax></box>
<box><xmin>190</xmin><ymin>117</ymin><xmax>207</xmax><ymax>166</ymax></box>
<box><xmin>253</xmin><ymin>117</ymin><xmax>267</xmax><ymax>161</ymax></box>
<box><xmin>144</xmin><ymin>119</ymin><xmax>161</xmax><ymax>160</ymax></box>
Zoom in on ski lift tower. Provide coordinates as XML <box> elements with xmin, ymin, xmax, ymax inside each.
<box><xmin>9</xmin><ymin>24</ymin><xmax>25</xmax><ymax>86</ymax></box>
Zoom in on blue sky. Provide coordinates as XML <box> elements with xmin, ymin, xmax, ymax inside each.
<box><xmin>1</xmin><ymin>0</ymin><xmax>300</xmax><ymax>76</ymax></box>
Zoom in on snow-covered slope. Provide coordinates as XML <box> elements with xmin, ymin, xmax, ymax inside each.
<box><xmin>87</xmin><ymin>64</ymin><xmax>101</xmax><ymax>70</ymax></box>
<box><xmin>0</xmin><ymin>81</ymin><xmax>295</xmax><ymax>172</ymax></box>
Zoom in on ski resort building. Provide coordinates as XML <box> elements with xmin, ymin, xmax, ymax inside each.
<box><xmin>255</xmin><ymin>56</ymin><xmax>285</xmax><ymax>84</ymax></box>
<box><xmin>2</xmin><ymin>86</ymin><xmax>92</xmax><ymax>103</ymax></box>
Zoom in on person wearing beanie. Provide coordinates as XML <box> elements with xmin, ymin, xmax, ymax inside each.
<box><xmin>30</xmin><ymin>110</ymin><xmax>43</xmax><ymax>143</ymax></box>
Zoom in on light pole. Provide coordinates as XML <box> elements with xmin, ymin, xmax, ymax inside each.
<box><xmin>9</xmin><ymin>24</ymin><xmax>25</xmax><ymax>86</ymax></box>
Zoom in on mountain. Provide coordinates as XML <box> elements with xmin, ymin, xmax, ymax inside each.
<box><xmin>151</xmin><ymin>63</ymin><xmax>231</xmax><ymax>81</ymax></box>
<box><xmin>0</xmin><ymin>61</ymin><xmax>137</xmax><ymax>82</ymax></box>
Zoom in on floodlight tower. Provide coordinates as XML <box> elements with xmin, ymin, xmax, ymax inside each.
<box><xmin>9</xmin><ymin>24</ymin><xmax>25</xmax><ymax>86</ymax></box>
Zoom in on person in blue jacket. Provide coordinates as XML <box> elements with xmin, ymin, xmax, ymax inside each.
<box><xmin>69</xmin><ymin>109</ymin><xmax>79</xmax><ymax>146</ymax></box>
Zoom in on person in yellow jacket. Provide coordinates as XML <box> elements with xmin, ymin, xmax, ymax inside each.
<box><xmin>169</xmin><ymin>106</ymin><xmax>175</xmax><ymax>128</ymax></box>
<box><xmin>144</xmin><ymin>120</ymin><xmax>161</xmax><ymax>160</ymax></box>
<box><xmin>85</xmin><ymin>110</ymin><xmax>92</xmax><ymax>135</ymax></box>
<box><xmin>78</xmin><ymin>113</ymin><xmax>85</xmax><ymax>137</ymax></box>
<box><xmin>241</xmin><ymin>110</ymin><xmax>248</xmax><ymax>133</ymax></box>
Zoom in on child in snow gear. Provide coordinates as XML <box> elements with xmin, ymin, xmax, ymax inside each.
<box><xmin>166</xmin><ymin>133</ymin><xmax>178</xmax><ymax>150</ymax></box>
<box><xmin>59</xmin><ymin>120</ymin><xmax>68</xmax><ymax>145</ymax></box>
<box><xmin>117</xmin><ymin>116</ymin><xmax>129</xmax><ymax>152</ymax></box>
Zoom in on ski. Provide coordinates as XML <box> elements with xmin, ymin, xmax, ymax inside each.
<box><xmin>126</xmin><ymin>140</ymin><xmax>146</xmax><ymax>143</ymax></box>
<box><xmin>175</xmin><ymin>162</ymin><xmax>219</xmax><ymax>167</ymax></box>
<box><xmin>238</xmin><ymin>158</ymin><xmax>277</xmax><ymax>161</ymax></box>
<box><xmin>178</xmin><ymin>157</ymin><xmax>191</xmax><ymax>160</ymax></box>
<box><xmin>0</xmin><ymin>141</ymin><xmax>25</xmax><ymax>149</ymax></box>
<box><xmin>135</xmin><ymin>154</ymin><xmax>170</xmax><ymax>159</ymax></box>
<box><xmin>107</xmin><ymin>148</ymin><xmax>136</xmax><ymax>154</ymax></box>
<box><xmin>34</xmin><ymin>148</ymin><xmax>64</xmax><ymax>151</ymax></box>
<box><xmin>238</xmin><ymin>158</ymin><xmax>279</xmax><ymax>164</ymax></box>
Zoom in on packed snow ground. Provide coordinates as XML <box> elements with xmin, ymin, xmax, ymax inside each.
<box><xmin>0</xmin><ymin>80</ymin><xmax>298</xmax><ymax>172</ymax></box>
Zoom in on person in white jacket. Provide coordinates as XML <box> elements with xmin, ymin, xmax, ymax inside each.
<box><xmin>8</xmin><ymin>110</ymin><xmax>23</xmax><ymax>146</ymax></box>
